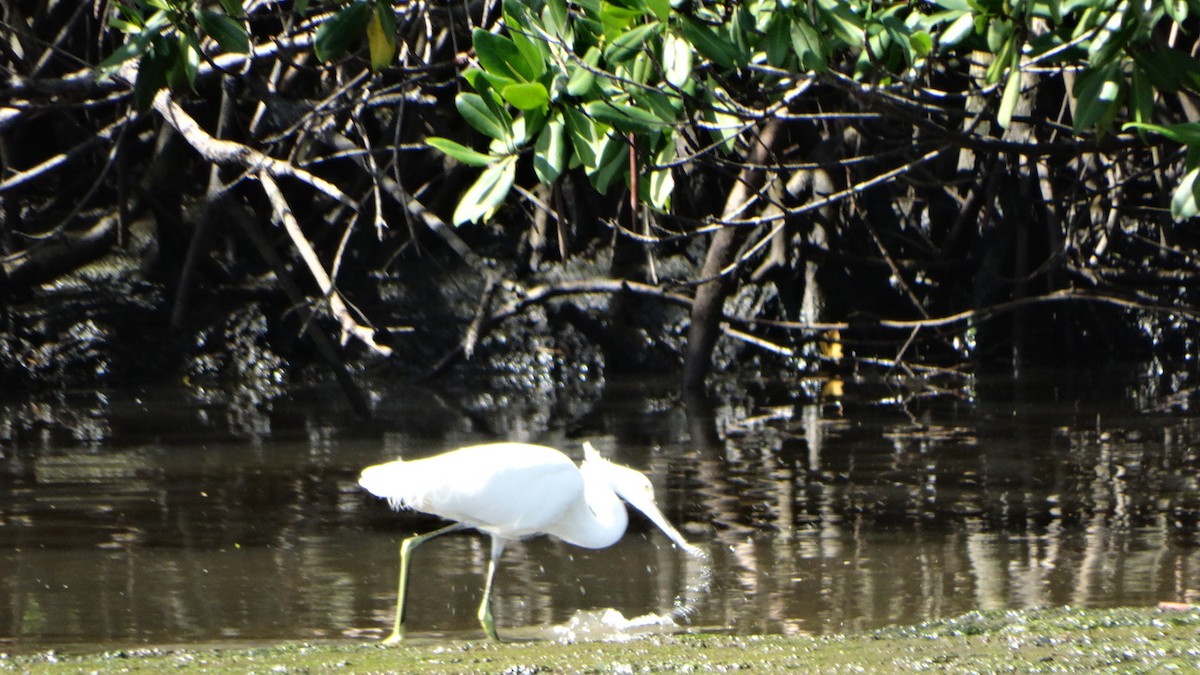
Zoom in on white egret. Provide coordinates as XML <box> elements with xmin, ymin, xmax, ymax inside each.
<box><xmin>359</xmin><ymin>441</ymin><xmax>704</xmax><ymax>642</ymax></box>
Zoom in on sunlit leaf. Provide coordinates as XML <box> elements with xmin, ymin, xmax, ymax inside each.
<box><xmin>646</xmin><ymin>0</ymin><xmax>669</xmax><ymax>22</ymax></box>
<box><xmin>647</xmin><ymin>140</ymin><xmax>676</xmax><ymax>209</ymax></box>
<box><xmin>500</xmin><ymin>81</ymin><xmax>550</xmax><ymax>111</ymax></box>
<box><xmin>178</xmin><ymin>33</ymin><xmax>201</xmax><ymax>88</ymax></box>
<box><xmin>588</xmin><ymin>131</ymin><xmax>628</xmax><ymax>193</ymax></box>
<box><xmin>564</xmin><ymin>106</ymin><xmax>601</xmax><ymax>167</ymax></box>
<box><xmin>791</xmin><ymin>15</ymin><xmax>827</xmax><ymax>71</ymax></box>
<box><xmin>427</xmin><ymin>137</ymin><xmax>500</xmax><ymax>167</ymax></box>
<box><xmin>473</xmin><ymin>28</ymin><xmax>534</xmax><ymax>82</ymax></box>
<box><xmin>1164</xmin><ymin>0</ymin><xmax>1188</xmax><ymax>24</ymax></box>
<box><xmin>584</xmin><ymin>100</ymin><xmax>666</xmax><ymax>134</ymax></box>
<box><xmin>1073</xmin><ymin>61</ymin><xmax>1122</xmax><ymax>133</ymax></box>
<box><xmin>1122</xmin><ymin>121</ymin><xmax>1200</xmax><ymax>145</ymax></box>
<box><xmin>996</xmin><ymin>61</ymin><xmax>1021</xmax><ymax>129</ymax></box>
<box><xmin>503</xmin><ymin>1</ymin><xmax>549</xmax><ymax>80</ymax></box>
<box><xmin>1171</xmin><ymin>167</ymin><xmax>1200</xmax><ymax>221</ymax></box>
<box><xmin>814</xmin><ymin>0</ymin><xmax>864</xmax><ymax>47</ymax></box>
<box><xmin>663</xmin><ymin>31</ymin><xmax>692</xmax><ymax>87</ymax></box>
<box><xmin>453</xmin><ymin>156</ymin><xmax>517</xmax><ymax>225</ymax></box>
<box><xmin>939</xmin><ymin>11</ymin><xmax>975</xmax><ymax>48</ymax></box>
<box><xmin>910</xmin><ymin>30</ymin><xmax>933</xmax><ymax>57</ymax></box>
<box><xmin>457</xmin><ymin>92</ymin><xmax>511</xmax><ymax>141</ymax></box>
<box><xmin>544</xmin><ymin>0</ymin><xmax>568</xmax><ymax>39</ymax></box>
<box><xmin>366</xmin><ymin>5</ymin><xmax>396</xmax><ymax>70</ymax></box>
<box><xmin>567</xmin><ymin>46</ymin><xmax>601</xmax><ymax>96</ymax></box>
<box><xmin>534</xmin><ymin>115</ymin><xmax>566</xmax><ymax>183</ymax></box>
<box><xmin>604</xmin><ymin>21</ymin><xmax>660</xmax><ymax>63</ymax></box>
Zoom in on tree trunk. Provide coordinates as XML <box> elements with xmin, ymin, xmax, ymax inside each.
<box><xmin>682</xmin><ymin>120</ymin><xmax>782</xmax><ymax>390</ymax></box>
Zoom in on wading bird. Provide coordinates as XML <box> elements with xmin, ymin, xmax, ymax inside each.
<box><xmin>359</xmin><ymin>441</ymin><xmax>704</xmax><ymax>642</ymax></box>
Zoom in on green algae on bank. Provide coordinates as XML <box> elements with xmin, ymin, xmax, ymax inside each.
<box><xmin>6</xmin><ymin>607</ymin><xmax>1200</xmax><ymax>673</ymax></box>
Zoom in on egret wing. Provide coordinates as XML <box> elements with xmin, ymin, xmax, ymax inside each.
<box><xmin>361</xmin><ymin>443</ymin><xmax>585</xmax><ymax>538</ymax></box>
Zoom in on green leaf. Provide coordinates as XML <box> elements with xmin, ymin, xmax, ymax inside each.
<box><xmin>662</xmin><ymin>31</ymin><xmax>692</xmax><ymax>87</ymax></box>
<box><xmin>366</xmin><ymin>4</ymin><xmax>396</xmax><ymax>70</ymax></box>
<box><xmin>647</xmin><ymin>139</ymin><xmax>676</xmax><ymax>209</ymax></box>
<box><xmin>534</xmin><ymin>116</ymin><xmax>566</xmax><ymax>183</ymax></box>
<box><xmin>544</xmin><ymin>0</ymin><xmax>569</xmax><ymax>39</ymax></box>
<box><xmin>702</xmin><ymin>88</ymin><xmax>742</xmax><ymax>154</ymax></box>
<box><xmin>453</xmin><ymin>157</ymin><xmax>517</xmax><ymax>225</ymax></box>
<box><xmin>791</xmin><ymin>15</ymin><xmax>827</xmax><ymax>72</ymax></box>
<box><xmin>427</xmin><ymin>137</ymin><xmax>501</xmax><ymax>167</ymax></box>
<box><xmin>457</xmin><ymin>92</ymin><xmax>511</xmax><ymax>141</ymax></box>
<box><xmin>765</xmin><ymin>15</ymin><xmax>790</xmax><ymax>67</ymax></box>
<box><xmin>473</xmin><ymin>28</ymin><xmax>534</xmax><ymax>82</ymax></box>
<box><xmin>1171</xmin><ymin>167</ymin><xmax>1200</xmax><ymax>221</ymax></box>
<box><xmin>1130</xmin><ymin>66</ymin><xmax>1154</xmax><ymax>131</ymax></box>
<box><xmin>1073</xmin><ymin>61</ymin><xmax>1122</xmax><ymax>133</ymax></box>
<box><xmin>314</xmin><ymin>1</ymin><xmax>371</xmax><ymax>62</ymax></box>
<box><xmin>600</xmin><ymin>2</ymin><xmax>643</xmax><ymax>36</ymax></box>
<box><xmin>639</xmin><ymin>88</ymin><xmax>682</xmax><ymax>122</ymax></box>
<box><xmin>584</xmin><ymin>100</ymin><xmax>666</xmax><ymax>133</ymax></box>
<box><xmin>646</xmin><ymin>0</ymin><xmax>669</xmax><ymax>22</ymax></box>
<box><xmin>588</xmin><ymin>131</ymin><xmax>628</xmax><ymax>193</ymax></box>
<box><xmin>177</xmin><ymin>33</ymin><xmax>201</xmax><ymax>89</ymax></box>
<box><xmin>567</xmin><ymin>46</ymin><xmax>601</xmax><ymax>96</ymax></box>
<box><xmin>97</xmin><ymin>38</ymin><xmax>149</xmax><ymax>77</ymax></box>
<box><xmin>910</xmin><ymin>30</ymin><xmax>933</xmax><ymax>57</ymax></box>
<box><xmin>604</xmin><ymin>21</ymin><xmax>660</xmax><ymax>63</ymax></box>
<box><xmin>218</xmin><ymin>0</ymin><xmax>243</xmax><ymax>18</ymax></box>
<box><xmin>500</xmin><ymin>81</ymin><xmax>550</xmax><ymax>110</ymax></box>
<box><xmin>503</xmin><ymin>1</ymin><xmax>549</xmax><ymax>80</ymax></box>
<box><xmin>564</xmin><ymin>106</ymin><xmax>601</xmax><ymax>167</ymax></box>
<box><xmin>985</xmin><ymin>35</ymin><xmax>1014</xmax><ymax>84</ymax></box>
<box><xmin>939</xmin><ymin>11</ymin><xmax>975</xmax><ymax>49</ymax></box>
<box><xmin>196</xmin><ymin>9</ymin><xmax>249</xmax><ymax>54</ymax></box>
<box><xmin>1165</xmin><ymin>0</ymin><xmax>1188</xmax><ymax>24</ymax></box>
<box><xmin>815</xmin><ymin>0</ymin><xmax>864</xmax><ymax>47</ymax></box>
<box><xmin>681</xmin><ymin>17</ymin><xmax>739</xmax><ymax>69</ymax></box>
<box><xmin>1122</xmin><ymin>121</ymin><xmax>1200</xmax><ymax>145</ymax></box>
<box><xmin>133</xmin><ymin>40</ymin><xmax>171</xmax><ymax>111</ymax></box>
<box><xmin>996</xmin><ymin>61</ymin><xmax>1021</xmax><ymax>129</ymax></box>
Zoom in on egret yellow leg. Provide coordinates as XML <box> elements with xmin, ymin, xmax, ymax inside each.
<box><xmin>477</xmin><ymin>537</ymin><xmax>509</xmax><ymax>642</ymax></box>
<box><xmin>384</xmin><ymin>522</ymin><xmax>467</xmax><ymax>644</ymax></box>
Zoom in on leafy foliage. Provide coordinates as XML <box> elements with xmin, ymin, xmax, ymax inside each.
<box><xmin>417</xmin><ymin>0</ymin><xmax>1200</xmax><ymax>222</ymax></box>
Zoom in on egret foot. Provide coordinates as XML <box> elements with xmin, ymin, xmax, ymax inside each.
<box><xmin>478</xmin><ymin>599</ymin><xmax>501</xmax><ymax>642</ymax></box>
<box><xmin>382</xmin><ymin>629</ymin><xmax>404</xmax><ymax>645</ymax></box>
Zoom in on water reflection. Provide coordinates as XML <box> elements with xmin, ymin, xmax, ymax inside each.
<box><xmin>1</xmin><ymin>370</ymin><xmax>1200</xmax><ymax>649</ymax></box>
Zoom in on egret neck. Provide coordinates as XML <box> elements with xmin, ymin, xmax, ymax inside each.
<box><xmin>545</xmin><ymin>459</ymin><xmax>629</xmax><ymax>549</ymax></box>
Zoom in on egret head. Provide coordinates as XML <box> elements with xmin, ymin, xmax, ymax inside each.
<box><xmin>582</xmin><ymin>442</ymin><xmax>705</xmax><ymax>559</ymax></box>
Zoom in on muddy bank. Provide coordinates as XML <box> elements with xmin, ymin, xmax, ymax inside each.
<box><xmin>5</xmin><ymin>607</ymin><xmax>1199</xmax><ymax>673</ymax></box>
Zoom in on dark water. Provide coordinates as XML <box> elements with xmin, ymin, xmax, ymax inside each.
<box><xmin>2</xmin><ymin>369</ymin><xmax>1200</xmax><ymax>650</ymax></box>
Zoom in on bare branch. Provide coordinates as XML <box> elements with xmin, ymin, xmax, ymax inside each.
<box><xmin>258</xmin><ymin>171</ymin><xmax>393</xmax><ymax>357</ymax></box>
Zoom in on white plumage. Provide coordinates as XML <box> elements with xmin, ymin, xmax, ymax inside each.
<box><xmin>359</xmin><ymin>441</ymin><xmax>702</xmax><ymax>642</ymax></box>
